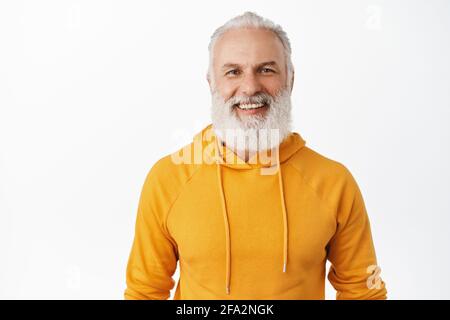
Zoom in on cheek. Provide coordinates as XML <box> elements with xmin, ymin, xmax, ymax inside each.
<box><xmin>261</xmin><ymin>77</ymin><xmax>285</xmax><ymax>95</ymax></box>
<box><xmin>216</xmin><ymin>82</ymin><xmax>236</xmax><ymax>101</ymax></box>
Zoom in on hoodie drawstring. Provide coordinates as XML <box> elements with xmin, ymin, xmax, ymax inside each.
<box><xmin>276</xmin><ymin>146</ymin><xmax>289</xmax><ymax>274</ymax></box>
<box><xmin>215</xmin><ymin>138</ymin><xmax>231</xmax><ymax>295</ymax></box>
<box><xmin>215</xmin><ymin>139</ymin><xmax>288</xmax><ymax>296</ymax></box>
<box><xmin>216</xmin><ymin>160</ymin><xmax>231</xmax><ymax>295</ymax></box>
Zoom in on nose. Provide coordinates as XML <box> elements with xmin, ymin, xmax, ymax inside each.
<box><xmin>239</xmin><ymin>72</ymin><xmax>263</xmax><ymax>97</ymax></box>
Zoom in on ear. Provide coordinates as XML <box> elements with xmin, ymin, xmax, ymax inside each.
<box><xmin>289</xmin><ymin>70</ymin><xmax>295</xmax><ymax>94</ymax></box>
<box><xmin>207</xmin><ymin>73</ymin><xmax>215</xmax><ymax>93</ymax></box>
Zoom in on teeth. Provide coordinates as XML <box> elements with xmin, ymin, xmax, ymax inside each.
<box><xmin>237</xmin><ymin>103</ymin><xmax>265</xmax><ymax>110</ymax></box>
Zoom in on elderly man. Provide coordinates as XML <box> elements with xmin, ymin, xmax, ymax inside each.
<box><xmin>124</xmin><ymin>11</ymin><xmax>387</xmax><ymax>300</ymax></box>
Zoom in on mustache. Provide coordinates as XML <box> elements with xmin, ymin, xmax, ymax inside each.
<box><xmin>226</xmin><ymin>93</ymin><xmax>273</xmax><ymax>108</ymax></box>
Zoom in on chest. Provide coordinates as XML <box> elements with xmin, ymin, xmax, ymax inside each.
<box><xmin>167</xmin><ymin>166</ymin><xmax>336</xmax><ymax>269</ymax></box>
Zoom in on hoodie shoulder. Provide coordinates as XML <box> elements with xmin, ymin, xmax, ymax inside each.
<box><xmin>288</xmin><ymin>146</ymin><xmax>361</xmax><ymax>216</ymax></box>
<box><xmin>146</xmin><ymin>143</ymin><xmax>202</xmax><ymax>193</ymax></box>
<box><xmin>139</xmin><ymin>141</ymin><xmax>203</xmax><ymax>220</ymax></box>
<box><xmin>289</xmin><ymin>146</ymin><xmax>350</xmax><ymax>178</ymax></box>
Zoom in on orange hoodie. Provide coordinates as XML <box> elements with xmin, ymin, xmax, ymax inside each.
<box><xmin>124</xmin><ymin>124</ymin><xmax>387</xmax><ymax>300</ymax></box>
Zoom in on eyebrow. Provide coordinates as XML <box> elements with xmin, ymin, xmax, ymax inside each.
<box><xmin>220</xmin><ymin>61</ymin><xmax>278</xmax><ymax>70</ymax></box>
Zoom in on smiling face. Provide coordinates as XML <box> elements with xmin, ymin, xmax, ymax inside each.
<box><xmin>208</xmin><ymin>27</ymin><xmax>290</xmax><ymax>120</ymax></box>
<box><xmin>208</xmin><ymin>27</ymin><xmax>294</xmax><ymax>153</ymax></box>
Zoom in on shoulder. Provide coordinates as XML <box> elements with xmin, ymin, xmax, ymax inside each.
<box><xmin>144</xmin><ymin>142</ymin><xmax>202</xmax><ymax>192</ymax></box>
<box><xmin>288</xmin><ymin>146</ymin><xmax>361</xmax><ymax>212</ymax></box>
<box><xmin>136</xmin><ymin>142</ymin><xmax>204</xmax><ymax>225</ymax></box>
<box><xmin>289</xmin><ymin>146</ymin><xmax>353</xmax><ymax>184</ymax></box>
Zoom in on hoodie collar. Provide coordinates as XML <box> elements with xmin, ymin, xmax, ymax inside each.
<box><xmin>193</xmin><ymin>123</ymin><xmax>306</xmax><ymax>169</ymax></box>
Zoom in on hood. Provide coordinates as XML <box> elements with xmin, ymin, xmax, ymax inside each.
<box><xmin>192</xmin><ymin>123</ymin><xmax>306</xmax><ymax>295</ymax></box>
<box><xmin>193</xmin><ymin>124</ymin><xmax>305</xmax><ymax>169</ymax></box>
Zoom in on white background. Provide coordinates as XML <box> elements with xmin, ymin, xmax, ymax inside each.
<box><xmin>1</xmin><ymin>0</ymin><xmax>449</xmax><ymax>299</ymax></box>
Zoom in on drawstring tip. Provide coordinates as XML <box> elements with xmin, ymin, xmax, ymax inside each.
<box><xmin>283</xmin><ymin>263</ymin><xmax>287</xmax><ymax>273</ymax></box>
<box><xmin>226</xmin><ymin>286</ymin><xmax>230</xmax><ymax>295</ymax></box>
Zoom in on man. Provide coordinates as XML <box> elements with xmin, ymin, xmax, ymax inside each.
<box><xmin>124</xmin><ymin>11</ymin><xmax>387</xmax><ymax>300</ymax></box>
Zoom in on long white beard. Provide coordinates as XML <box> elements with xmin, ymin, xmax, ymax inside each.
<box><xmin>210</xmin><ymin>87</ymin><xmax>293</xmax><ymax>153</ymax></box>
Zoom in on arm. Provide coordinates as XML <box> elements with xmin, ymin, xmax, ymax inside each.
<box><xmin>326</xmin><ymin>168</ymin><xmax>387</xmax><ymax>300</ymax></box>
<box><xmin>124</xmin><ymin>168</ymin><xmax>179</xmax><ymax>300</ymax></box>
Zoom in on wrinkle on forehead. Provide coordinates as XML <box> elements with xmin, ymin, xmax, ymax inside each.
<box><xmin>212</xmin><ymin>28</ymin><xmax>286</xmax><ymax>73</ymax></box>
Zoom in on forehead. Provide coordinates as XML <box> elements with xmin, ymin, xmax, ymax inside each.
<box><xmin>213</xmin><ymin>27</ymin><xmax>286</xmax><ymax>68</ymax></box>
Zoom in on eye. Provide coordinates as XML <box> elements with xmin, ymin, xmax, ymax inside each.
<box><xmin>225</xmin><ymin>69</ymin><xmax>240</xmax><ymax>76</ymax></box>
<box><xmin>260</xmin><ymin>67</ymin><xmax>275</xmax><ymax>73</ymax></box>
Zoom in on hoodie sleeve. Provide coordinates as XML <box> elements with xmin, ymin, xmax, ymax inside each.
<box><xmin>124</xmin><ymin>166</ymin><xmax>179</xmax><ymax>300</ymax></box>
<box><xmin>326</xmin><ymin>167</ymin><xmax>387</xmax><ymax>300</ymax></box>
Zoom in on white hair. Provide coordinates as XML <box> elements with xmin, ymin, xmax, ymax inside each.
<box><xmin>207</xmin><ymin>11</ymin><xmax>294</xmax><ymax>89</ymax></box>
